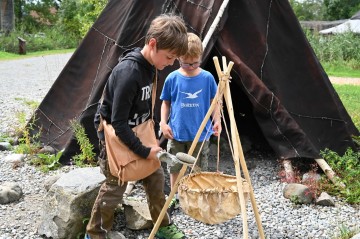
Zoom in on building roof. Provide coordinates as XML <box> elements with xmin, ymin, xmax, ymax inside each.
<box><xmin>320</xmin><ymin>10</ymin><xmax>360</xmax><ymax>34</ymax></box>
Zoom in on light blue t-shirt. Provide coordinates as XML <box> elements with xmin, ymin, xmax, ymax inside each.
<box><xmin>160</xmin><ymin>69</ymin><xmax>217</xmax><ymax>142</ymax></box>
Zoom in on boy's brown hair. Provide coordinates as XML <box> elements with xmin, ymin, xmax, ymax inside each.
<box><xmin>145</xmin><ymin>14</ymin><xmax>188</xmax><ymax>57</ymax></box>
<box><xmin>183</xmin><ymin>32</ymin><xmax>203</xmax><ymax>59</ymax></box>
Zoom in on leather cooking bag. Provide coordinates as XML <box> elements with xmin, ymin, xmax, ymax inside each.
<box><xmin>102</xmin><ymin>118</ymin><xmax>161</xmax><ymax>183</ymax></box>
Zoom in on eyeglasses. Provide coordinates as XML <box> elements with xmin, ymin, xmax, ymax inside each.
<box><xmin>178</xmin><ymin>60</ymin><xmax>201</xmax><ymax>69</ymax></box>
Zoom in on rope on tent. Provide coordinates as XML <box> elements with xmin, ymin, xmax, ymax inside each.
<box><xmin>260</xmin><ymin>0</ymin><xmax>273</xmax><ymax>81</ymax></box>
<box><xmin>85</xmin><ymin>37</ymin><xmax>110</xmax><ymax>107</ymax></box>
<box><xmin>288</xmin><ymin>111</ymin><xmax>347</xmax><ymax>123</ymax></box>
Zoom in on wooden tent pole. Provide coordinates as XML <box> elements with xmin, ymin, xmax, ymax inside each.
<box><xmin>230</xmin><ymin>103</ymin><xmax>266</xmax><ymax>239</ymax></box>
<box><xmin>315</xmin><ymin>158</ymin><xmax>346</xmax><ymax>188</ymax></box>
<box><xmin>202</xmin><ymin>0</ymin><xmax>230</xmax><ymax>49</ymax></box>
<box><xmin>283</xmin><ymin>160</ymin><xmax>296</xmax><ymax>183</ymax></box>
<box><xmin>215</xmin><ymin>56</ymin><xmax>265</xmax><ymax>239</ymax></box>
<box><xmin>216</xmin><ymin>58</ymin><xmax>249</xmax><ymax>238</ymax></box>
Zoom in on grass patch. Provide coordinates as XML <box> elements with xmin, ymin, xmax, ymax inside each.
<box><xmin>332</xmin><ymin>224</ymin><xmax>359</xmax><ymax>239</ymax></box>
<box><xmin>323</xmin><ymin>62</ymin><xmax>360</xmax><ymax>78</ymax></box>
<box><xmin>14</xmin><ymin>97</ymin><xmax>40</xmax><ymax>109</ymax></box>
<box><xmin>0</xmin><ymin>49</ymin><xmax>75</xmax><ymax>61</ymax></box>
<box><xmin>333</xmin><ymin>84</ymin><xmax>360</xmax><ymax>130</ymax></box>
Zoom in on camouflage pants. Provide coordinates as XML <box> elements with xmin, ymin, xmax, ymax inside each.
<box><xmin>86</xmin><ymin>141</ymin><xmax>170</xmax><ymax>239</ymax></box>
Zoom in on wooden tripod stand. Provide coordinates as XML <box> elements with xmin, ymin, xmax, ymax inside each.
<box><xmin>149</xmin><ymin>56</ymin><xmax>265</xmax><ymax>239</ymax></box>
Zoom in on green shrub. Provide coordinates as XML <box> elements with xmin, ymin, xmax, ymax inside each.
<box><xmin>71</xmin><ymin>120</ymin><xmax>96</xmax><ymax>167</ymax></box>
<box><xmin>320</xmin><ymin>148</ymin><xmax>360</xmax><ymax>204</ymax></box>
<box><xmin>13</xmin><ymin>109</ymin><xmax>42</xmax><ymax>155</ymax></box>
<box><xmin>305</xmin><ymin>31</ymin><xmax>360</xmax><ymax>68</ymax></box>
<box><xmin>0</xmin><ymin>27</ymin><xmax>79</xmax><ymax>54</ymax></box>
<box><xmin>30</xmin><ymin>151</ymin><xmax>63</xmax><ymax>173</ymax></box>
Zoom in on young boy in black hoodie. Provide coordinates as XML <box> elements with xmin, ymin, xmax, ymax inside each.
<box><xmin>86</xmin><ymin>14</ymin><xmax>188</xmax><ymax>239</ymax></box>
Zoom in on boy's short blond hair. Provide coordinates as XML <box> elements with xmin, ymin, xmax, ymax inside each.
<box><xmin>145</xmin><ymin>14</ymin><xmax>188</xmax><ymax>57</ymax></box>
<box><xmin>183</xmin><ymin>32</ymin><xmax>203</xmax><ymax>59</ymax></box>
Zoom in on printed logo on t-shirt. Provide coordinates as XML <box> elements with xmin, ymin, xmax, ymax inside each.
<box><xmin>180</xmin><ymin>89</ymin><xmax>202</xmax><ymax>108</ymax></box>
<box><xmin>141</xmin><ymin>83</ymin><xmax>153</xmax><ymax>101</ymax></box>
<box><xmin>180</xmin><ymin>89</ymin><xmax>202</xmax><ymax>99</ymax></box>
<box><xmin>181</xmin><ymin>103</ymin><xmax>200</xmax><ymax>108</ymax></box>
<box><xmin>128</xmin><ymin>112</ymin><xmax>150</xmax><ymax>126</ymax></box>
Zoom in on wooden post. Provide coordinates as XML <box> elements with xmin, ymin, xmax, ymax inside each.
<box><xmin>18</xmin><ymin>37</ymin><xmax>26</xmax><ymax>55</ymax></box>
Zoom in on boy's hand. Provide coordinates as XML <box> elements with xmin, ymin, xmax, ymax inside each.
<box><xmin>212</xmin><ymin>121</ymin><xmax>222</xmax><ymax>137</ymax></box>
<box><xmin>147</xmin><ymin>146</ymin><xmax>162</xmax><ymax>161</ymax></box>
<box><xmin>160</xmin><ymin>123</ymin><xmax>174</xmax><ymax>139</ymax></box>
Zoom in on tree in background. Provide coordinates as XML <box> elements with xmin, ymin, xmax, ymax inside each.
<box><xmin>16</xmin><ymin>0</ymin><xmax>59</xmax><ymax>32</ymax></box>
<box><xmin>14</xmin><ymin>0</ymin><xmax>25</xmax><ymax>26</ymax></box>
<box><xmin>77</xmin><ymin>0</ymin><xmax>107</xmax><ymax>37</ymax></box>
<box><xmin>290</xmin><ymin>0</ymin><xmax>360</xmax><ymax>21</ymax></box>
<box><xmin>1</xmin><ymin>0</ymin><xmax>108</xmax><ymax>53</ymax></box>
<box><xmin>289</xmin><ymin>0</ymin><xmax>325</xmax><ymax>21</ymax></box>
<box><xmin>57</xmin><ymin>0</ymin><xmax>106</xmax><ymax>39</ymax></box>
<box><xmin>57</xmin><ymin>0</ymin><xmax>81</xmax><ymax>39</ymax></box>
<box><xmin>1</xmin><ymin>0</ymin><xmax>15</xmax><ymax>33</ymax></box>
<box><xmin>10</xmin><ymin>0</ymin><xmax>106</xmax><ymax>37</ymax></box>
<box><xmin>323</xmin><ymin>0</ymin><xmax>360</xmax><ymax>20</ymax></box>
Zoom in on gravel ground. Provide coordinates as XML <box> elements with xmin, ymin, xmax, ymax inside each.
<box><xmin>0</xmin><ymin>53</ymin><xmax>73</xmax><ymax>134</ymax></box>
<box><xmin>0</xmin><ymin>53</ymin><xmax>359</xmax><ymax>239</ymax></box>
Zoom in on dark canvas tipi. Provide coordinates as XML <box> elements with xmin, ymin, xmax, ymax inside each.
<box><xmin>29</xmin><ymin>0</ymin><xmax>359</xmax><ymax>164</ymax></box>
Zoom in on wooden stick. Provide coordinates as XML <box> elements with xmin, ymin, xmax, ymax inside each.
<box><xmin>232</xmin><ymin>120</ymin><xmax>265</xmax><ymax>239</ymax></box>
<box><xmin>217</xmin><ymin>56</ymin><xmax>265</xmax><ymax>239</ymax></box>
<box><xmin>124</xmin><ymin>180</ymin><xmax>137</xmax><ymax>195</ymax></box>
<box><xmin>222</xmin><ymin>56</ymin><xmax>228</xmax><ymax>73</ymax></box>
<box><xmin>283</xmin><ymin>160</ymin><xmax>297</xmax><ymax>183</ymax></box>
<box><xmin>210</xmin><ymin>59</ymin><xmax>252</xmax><ymax>238</ymax></box>
<box><xmin>202</xmin><ymin>0</ymin><xmax>230</xmax><ymax>50</ymax></box>
<box><xmin>213</xmin><ymin>56</ymin><xmax>223</xmax><ymax>79</ymax></box>
<box><xmin>315</xmin><ymin>158</ymin><xmax>346</xmax><ymax>188</ymax></box>
<box><xmin>222</xmin><ymin>71</ymin><xmax>249</xmax><ymax>238</ymax></box>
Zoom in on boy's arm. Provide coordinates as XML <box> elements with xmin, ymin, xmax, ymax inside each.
<box><xmin>160</xmin><ymin>100</ymin><xmax>174</xmax><ymax>139</ymax></box>
<box><xmin>111</xmin><ymin>68</ymin><xmax>152</xmax><ymax>159</ymax></box>
<box><xmin>211</xmin><ymin>99</ymin><xmax>222</xmax><ymax>137</ymax></box>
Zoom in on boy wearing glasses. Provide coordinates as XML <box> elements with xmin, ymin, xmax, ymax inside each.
<box><xmin>160</xmin><ymin>32</ymin><xmax>221</xmax><ymax>214</ymax></box>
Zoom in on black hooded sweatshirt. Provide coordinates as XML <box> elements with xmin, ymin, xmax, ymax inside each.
<box><xmin>95</xmin><ymin>47</ymin><xmax>158</xmax><ymax>159</ymax></box>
